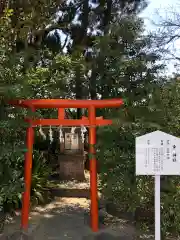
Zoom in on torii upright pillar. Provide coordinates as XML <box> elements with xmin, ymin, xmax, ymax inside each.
<box><xmin>89</xmin><ymin>106</ymin><xmax>98</xmax><ymax>231</ymax></box>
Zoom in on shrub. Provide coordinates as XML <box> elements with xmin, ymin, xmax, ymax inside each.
<box><xmin>31</xmin><ymin>150</ymin><xmax>52</xmax><ymax>205</ymax></box>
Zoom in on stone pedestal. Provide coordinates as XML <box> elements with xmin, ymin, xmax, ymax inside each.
<box><xmin>59</xmin><ymin>154</ymin><xmax>85</xmax><ymax>181</ymax></box>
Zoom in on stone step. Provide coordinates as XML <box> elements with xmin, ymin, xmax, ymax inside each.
<box><xmin>50</xmin><ymin>187</ymin><xmax>91</xmax><ymax>198</ymax></box>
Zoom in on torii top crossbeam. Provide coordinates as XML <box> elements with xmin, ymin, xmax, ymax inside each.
<box><xmin>9</xmin><ymin>99</ymin><xmax>123</xmax><ymax>109</ymax></box>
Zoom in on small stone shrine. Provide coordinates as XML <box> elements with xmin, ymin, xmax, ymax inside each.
<box><xmin>58</xmin><ymin>126</ymin><xmax>87</xmax><ymax>181</ymax></box>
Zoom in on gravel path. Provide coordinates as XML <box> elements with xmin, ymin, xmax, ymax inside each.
<box><xmin>33</xmin><ymin>197</ymin><xmax>136</xmax><ymax>239</ymax></box>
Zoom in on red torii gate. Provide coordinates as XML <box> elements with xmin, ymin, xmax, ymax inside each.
<box><xmin>9</xmin><ymin>99</ymin><xmax>123</xmax><ymax>232</ymax></box>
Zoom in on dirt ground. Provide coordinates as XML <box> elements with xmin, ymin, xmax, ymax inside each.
<box><xmin>0</xmin><ymin>172</ymin><xmax>153</xmax><ymax>239</ymax></box>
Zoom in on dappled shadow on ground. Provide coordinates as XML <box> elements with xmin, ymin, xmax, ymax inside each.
<box><xmin>31</xmin><ymin>197</ymin><xmax>136</xmax><ymax>240</ymax></box>
<box><xmin>33</xmin><ymin>198</ymin><xmax>92</xmax><ymax>239</ymax></box>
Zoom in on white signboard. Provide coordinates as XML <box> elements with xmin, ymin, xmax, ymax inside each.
<box><xmin>136</xmin><ymin>130</ymin><xmax>180</xmax><ymax>175</ymax></box>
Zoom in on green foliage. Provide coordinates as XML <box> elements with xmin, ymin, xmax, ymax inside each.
<box><xmin>0</xmin><ymin>7</ymin><xmax>56</xmax><ymax>217</ymax></box>
<box><xmin>0</xmin><ymin>117</ymin><xmax>25</xmax><ymax>213</ymax></box>
<box><xmin>25</xmin><ymin>55</ymin><xmax>73</xmax><ymax>99</ymax></box>
<box><xmin>97</xmin><ymin>121</ymin><xmax>155</xmax><ymax>211</ymax></box>
<box><xmin>31</xmin><ymin>150</ymin><xmax>52</xmax><ymax>205</ymax></box>
<box><xmin>0</xmin><ymin>10</ymin><xmax>26</xmax><ymax>214</ymax></box>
